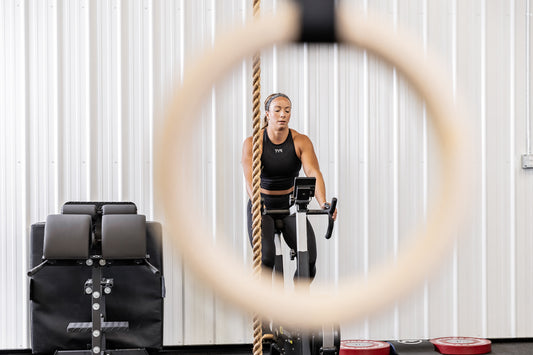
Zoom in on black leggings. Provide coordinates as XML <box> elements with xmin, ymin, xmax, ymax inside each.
<box><xmin>247</xmin><ymin>194</ymin><xmax>317</xmax><ymax>279</ymax></box>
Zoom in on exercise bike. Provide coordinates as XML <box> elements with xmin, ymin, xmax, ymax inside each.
<box><xmin>262</xmin><ymin>177</ymin><xmax>340</xmax><ymax>355</ymax></box>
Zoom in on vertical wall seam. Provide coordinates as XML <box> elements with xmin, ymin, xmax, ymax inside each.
<box><xmin>480</xmin><ymin>0</ymin><xmax>488</xmax><ymax>338</ymax></box>
<box><xmin>526</xmin><ymin>0</ymin><xmax>531</xmax><ymax>153</ymax></box>
<box><xmin>1</xmin><ymin>1</ymin><xmax>9</xmax><ymax>340</ymax></box>
<box><xmin>83</xmin><ymin>0</ymin><xmax>89</xmax><ymax>199</ymax></box>
<box><xmin>392</xmin><ymin>0</ymin><xmax>400</xmax><ymax>339</ymax></box>
<box><xmin>179</xmin><ymin>0</ymin><xmax>186</xmax><ymax>343</ymax></box>
<box><xmin>21</xmin><ymin>0</ymin><xmax>30</xmax><ymax>345</ymax></box>
<box><xmin>210</xmin><ymin>0</ymin><xmax>217</xmax><ymax>342</ymax></box>
<box><xmin>272</xmin><ymin>0</ymin><xmax>279</xmax><ymax>94</ymax></box>
<box><xmin>117</xmin><ymin>0</ymin><xmax>123</xmax><ymax>201</ymax></box>
<box><xmin>303</xmin><ymin>43</ymin><xmax>308</xmax><ymax>134</ymax></box>
<box><xmin>451</xmin><ymin>0</ymin><xmax>459</xmax><ymax>337</ymax></box>
<box><xmin>509</xmin><ymin>0</ymin><xmax>517</xmax><ymax>338</ymax></box>
<box><xmin>50</xmin><ymin>0</ymin><xmax>59</xmax><ymax>213</ymax></box>
<box><xmin>391</xmin><ymin>0</ymin><xmax>399</xmax><ymax>338</ymax></box>
<box><xmin>333</xmin><ymin>41</ymin><xmax>340</xmax><ymax>285</ymax></box>
<box><xmin>148</xmin><ymin>0</ymin><xmax>154</xmax><ymax>218</ymax></box>
<box><xmin>57</xmin><ymin>0</ymin><xmax>64</xmax><ymax>206</ymax></box>
<box><xmin>422</xmin><ymin>0</ymin><xmax>430</xmax><ymax>339</ymax></box>
<box><xmin>180</xmin><ymin>0</ymin><xmax>184</xmax><ymax>82</ymax></box>
<box><xmin>240</xmin><ymin>0</ymin><xmax>248</xmax><ymax>264</ymax></box>
<box><xmin>87</xmin><ymin>0</ymin><xmax>94</xmax><ymax>199</ymax></box>
<box><xmin>363</xmin><ymin>0</ymin><xmax>369</xmax><ymax>337</ymax></box>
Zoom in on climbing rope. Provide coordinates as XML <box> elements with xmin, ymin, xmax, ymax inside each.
<box><xmin>251</xmin><ymin>1</ymin><xmax>263</xmax><ymax>355</ymax></box>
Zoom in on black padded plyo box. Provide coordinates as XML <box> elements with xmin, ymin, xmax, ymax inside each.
<box><xmin>29</xmin><ymin>213</ymin><xmax>164</xmax><ymax>354</ymax></box>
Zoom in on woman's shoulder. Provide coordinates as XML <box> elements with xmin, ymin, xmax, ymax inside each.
<box><xmin>244</xmin><ymin>129</ymin><xmax>265</xmax><ymax>142</ymax></box>
<box><xmin>290</xmin><ymin>128</ymin><xmax>302</xmax><ymax>138</ymax></box>
<box><xmin>291</xmin><ymin>129</ymin><xmax>314</xmax><ymax>155</ymax></box>
<box><xmin>291</xmin><ymin>129</ymin><xmax>310</xmax><ymax>143</ymax></box>
<box><xmin>243</xmin><ymin>129</ymin><xmax>266</xmax><ymax>149</ymax></box>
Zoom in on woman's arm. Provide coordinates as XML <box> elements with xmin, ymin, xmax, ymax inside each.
<box><xmin>241</xmin><ymin>136</ymin><xmax>254</xmax><ymax>200</ymax></box>
<box><xmin>299</xmin><ymin>137</ymin><xmax>326</xmax><ymax>204</ymax></box>
<box><xmin>297</xmin><ymin>134</ymin><xmax>336</xmax><ymax>219</ymax></box>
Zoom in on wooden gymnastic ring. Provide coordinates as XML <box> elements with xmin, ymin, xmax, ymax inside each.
<box><xmin>155</xmin><ymin>1</ymin><xmax>472</xmax><ymax>330</ymax></box>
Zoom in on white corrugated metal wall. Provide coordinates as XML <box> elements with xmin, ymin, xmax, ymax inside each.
<box><xmin>1</xmin><ymin>0</ymin><xmax>533</xmax><ymax>349</ymax></box>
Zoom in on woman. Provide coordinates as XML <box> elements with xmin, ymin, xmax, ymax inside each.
<box><xmin>241</xmin><ymin>93</ymin><xmax>336</xmax><ymax>280</ymax></box>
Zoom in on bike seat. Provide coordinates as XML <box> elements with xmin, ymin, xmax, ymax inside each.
<box><xmin>274</xmin><ymin>219</ymin><xmax>284</xmax><ymax>232</ymax></box>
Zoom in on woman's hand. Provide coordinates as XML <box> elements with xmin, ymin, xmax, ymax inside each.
<box><xmin>322</xmin><ymin>202</ymin><xmax>337</xmax><ymax>221</ymax></box>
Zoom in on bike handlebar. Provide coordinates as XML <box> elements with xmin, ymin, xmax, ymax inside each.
<box><xmin>262</xmin><ymin>197</ymin><xmax>337</xmax><ymax>240</ymax></box>
<box><xmin>308</xmin><ymin>198</ymin><xmax>337</xmax><ymax>239</ymax></box>
<box><xmin>325</xmin><ymin>198</ymin><xmax>337</xmax><ymax>239</ymax></box>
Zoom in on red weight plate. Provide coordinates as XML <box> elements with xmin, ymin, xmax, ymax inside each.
<box><xmin>430</xmin><ymin>337</ymin><xmax>491</xmax><ymax>354</ymax></box>
<box><xmin>340</xmin><ymin>340</ymin><xmax>390</xmax><ymax>355</ymax></box>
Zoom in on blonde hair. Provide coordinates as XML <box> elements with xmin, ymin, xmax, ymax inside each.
<box><xmin>262</xmin><ymin>93</ymin><xmax>291</xmax><ymax>128</ymax></box>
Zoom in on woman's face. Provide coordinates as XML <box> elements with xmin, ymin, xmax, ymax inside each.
<box><xmin>266</xmin><ymin>97</ymin><xmax>292</xmax><ymax>130</ymax></box>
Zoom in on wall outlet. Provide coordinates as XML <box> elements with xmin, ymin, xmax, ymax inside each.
<box><xmin>522</xmin><ymin>154</ymin><xmax>533</xmax><ymax>169</ymax></box>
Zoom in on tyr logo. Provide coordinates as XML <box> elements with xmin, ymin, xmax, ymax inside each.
<box><xmin>274</xmin><ymin>149</ymin><xmax>283</xmax><ymax>153</ymax></box>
